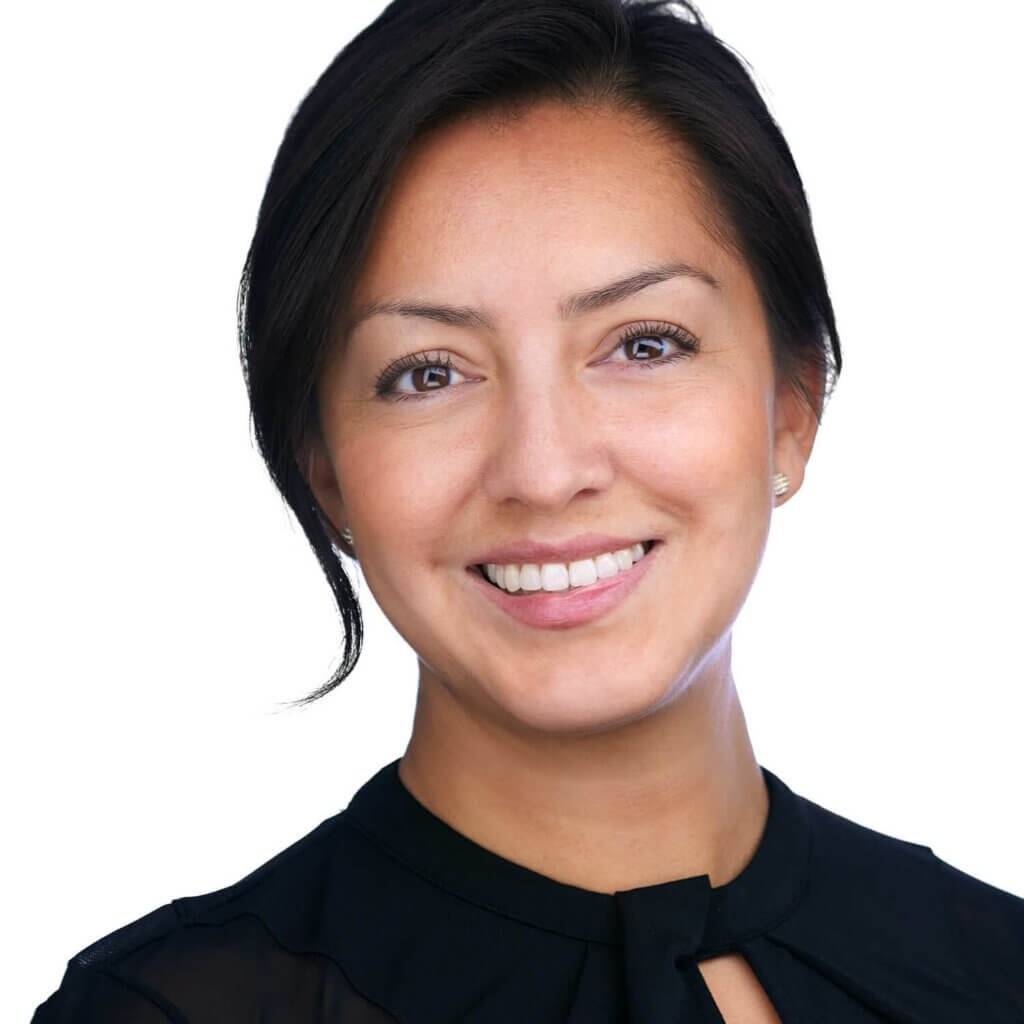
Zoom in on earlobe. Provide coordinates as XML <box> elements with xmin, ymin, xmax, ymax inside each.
<box><xmin>772</xmin><ymin>375</ymin><xmax>821</xmax><ymax>504</ymax></box>
<box><xmin>302</xmin><ymin>435</ymin><xmax>348</xmax><ymax>540</ymax></box>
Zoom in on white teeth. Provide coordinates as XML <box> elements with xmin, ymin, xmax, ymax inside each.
<box><xmin>481</xmin><ymin>543</ymin><xmax>652</xmax><ymax>595</ymax></box>
<box><xmin>504</xmin><ymin>564</ymin><xmax>521</xmax><ymax>592</ymax></box>
<box><xmin>540</xmin><ymin>564</ymin><xmax>570</xmax><ymax>592</ymax></box>
<box><xmin>519</xmin><ymin>564</ymin><xmax>543</xmax><ymax>591</ymax></box>
<box><xmin>568</xmin><ymin>559</ymin><xmax>598</xmax><ymax>588</ymax></box>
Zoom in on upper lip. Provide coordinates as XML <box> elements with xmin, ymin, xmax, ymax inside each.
<box><xmin>470</xmin><ymin>533</ymin><xmax>654</xmax><ymax>567</ymax></box>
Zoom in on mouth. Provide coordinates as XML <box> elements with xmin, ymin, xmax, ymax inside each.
<box><xmin>471</xmin><ymin>539</ymin><xmax>659</xmax><ymax>596</ymax></box>
<box><xmin>466</xmin><ymin>539</ymin><xmax>662</xmax><ymax>631</ymax></box>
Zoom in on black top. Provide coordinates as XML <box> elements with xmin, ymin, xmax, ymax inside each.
<box><xmin>33</xmin><ymin>760</ymin><xmax>1024</xmax><ymax>1022</ymax></box>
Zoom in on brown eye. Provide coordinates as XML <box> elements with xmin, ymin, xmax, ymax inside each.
<box><xmin>606</xmin><ymin>321</ymin><xmax>700</xmax><ymax>369</ymax></box>
<box><xmin>624</xmin><ymin>337</ymin><xmax>672</xmax><ymax>361</ymax></box>
<box><xmin>375</xmin><ymin>351</ymin><xmax>468</xmax><ymax>400</ymax></box>
<box><xmin>410</xmin><ymin>366</ymin><xmax>452</xmax><ymax>391</ymax></box>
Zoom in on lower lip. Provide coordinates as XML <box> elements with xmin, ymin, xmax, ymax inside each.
<box><xmin>465</xmin><ymin>543</ymin><xmax>660</xmax><ymax>630</ymax></box>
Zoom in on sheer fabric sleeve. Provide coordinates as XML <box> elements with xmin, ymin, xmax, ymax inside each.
<box><xmin>31</xmin><ymin>962</ymin><xmax>179</xmax><ymax>1023</ymax></box>
<box><xmin>32</xmin><ymin>912</ymin><xmax>401</xmax><ymax>1024</ymax></box>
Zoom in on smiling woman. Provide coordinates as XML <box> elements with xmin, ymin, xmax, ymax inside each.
<box><xmin>31</xmin><ymin>1</ymin><xmax>1023</xmax><ymax>1022</ymax></box>
<box><xmin>304</xmin><ymin>97</ymin><xmax>818</xmax><ymax>748</ymax></box>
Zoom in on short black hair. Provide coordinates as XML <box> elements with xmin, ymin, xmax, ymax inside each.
<box><xmin>238</xmin><ymin>0</ymin><xmax>842</xmax><ymax>704</ymax></box>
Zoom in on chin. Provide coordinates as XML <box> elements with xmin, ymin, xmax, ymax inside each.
<box><xmin>487</xmin><ymin>668</ymin><xmax>676</xmax><ymax>737</ymax></box>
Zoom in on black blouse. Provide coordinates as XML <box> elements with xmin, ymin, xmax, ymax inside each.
<box><xmin>33</xmin><ymin>760</ymin><xmax>1024</xmax><ymax>1022</ymax></box>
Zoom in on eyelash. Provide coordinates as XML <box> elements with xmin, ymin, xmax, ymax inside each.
<box><xmin>373</xmin><ymin>321</ymin><xmax>700</xmax><ymax>402</ymax></box>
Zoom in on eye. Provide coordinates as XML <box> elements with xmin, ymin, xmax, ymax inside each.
<box><xmin>375</xmin><ymin>351</ymin><xmax>469</xmax><ymax>401</ymax></box>
<box><xmin>605</xmin><ymin>321</ymin><xmax>700</xmax><ymax>368</ymax></box>
<box><xmin>375</xmin><ymin>321</ymin><xmax>699</xmax><ymax>402</ymax></box>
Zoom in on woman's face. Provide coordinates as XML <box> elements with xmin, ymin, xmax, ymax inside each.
<box><xmin>309</xmin><ymin>101</ymin><xmax>817</xmax><ymax>735</ymax></box>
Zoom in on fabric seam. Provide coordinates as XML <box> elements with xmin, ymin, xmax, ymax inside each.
<box><xmin>341</xmin><ymin>815</ymin><xmax>619</xmax><ymax>946</ymax></box>
<box><xmin>94</xmin><ymin>964</ymin><xmax>185</xmax><ymax>1024</ymax></box>
<box><xmin>174</xmin><ymin>910</ymin><xmax>410</xmax><ymax>1024</ymax></box>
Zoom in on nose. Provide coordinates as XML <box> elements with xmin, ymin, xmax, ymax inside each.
<box><xmin>478</xmin><ymin>362</ymin><xmax>615</xmax><ymax>513</ymax></box>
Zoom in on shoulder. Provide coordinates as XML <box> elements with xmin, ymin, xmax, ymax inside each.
<box><xmin>799</xmin><ymin>785</ymin><xmax>1024</xmax><ymax>924</ymax></box>
<box><xmin>781</xmin><ymin>783</ymin><xmax>1024</xmax><ymax>1018</ymax></box>
<box><xmin>32</xmin><ymin>810</ymin><xmax>399</xmax><ymax>1023</ymax></box>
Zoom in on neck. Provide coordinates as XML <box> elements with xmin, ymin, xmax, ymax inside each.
<box><xmin>399</xmin><ymin>654</ymin><xmax>768</xmax><ymax>895</ymax></box>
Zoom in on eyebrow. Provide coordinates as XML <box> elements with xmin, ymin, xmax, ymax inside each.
<box><xmin>345</xmin><ymin>261</ymin><xmax>720</xmax><ymax>335</ymax></box>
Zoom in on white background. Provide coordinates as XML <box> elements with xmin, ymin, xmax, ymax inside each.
<box><xmin>4</xmin><ymin>1</ymin><xmax>1021</xmax><ymax>1017</ymax></box>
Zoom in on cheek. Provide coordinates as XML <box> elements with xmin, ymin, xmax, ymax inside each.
<box><xmin>619</xmin><ymin>379</ymin><xmax>772</xmax><ymax>518</ymax></box>
<box><xmin>336</xmin><ymin>427</ymin><xmax>462</xmax><ymax>572</ymax></box>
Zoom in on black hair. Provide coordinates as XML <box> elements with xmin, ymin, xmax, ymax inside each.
<box><xmin>238</xmin><ymin>0</ymin><xmax>842</xmax><ymax>704</ymax></box>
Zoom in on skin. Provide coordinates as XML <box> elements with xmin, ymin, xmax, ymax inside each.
<box><xmin>307</xmin><ymin>101</ymin><xmax>819</xmax><ymax>907</ymax></box>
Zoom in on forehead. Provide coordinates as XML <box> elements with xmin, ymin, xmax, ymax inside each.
<box><xmin>352</xmin><ymin>101</ymin><xmax>741</xmax><ymax>318</ymax></box>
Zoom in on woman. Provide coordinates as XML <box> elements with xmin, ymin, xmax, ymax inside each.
<box><xmin>32</xmin><ymin>0</ymin><xmax>1023</xmax><ymax>1021</ymax></box>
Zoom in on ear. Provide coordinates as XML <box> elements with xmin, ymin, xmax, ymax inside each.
<box><xmin>301</xmin><ymin>433</ymin><xmax>350</xmax><ymax>551</ymax></box>
<box><xmin>772</xmin><ymin>368</ymin><xmax>822</xmax><ymax>506</ymax></box>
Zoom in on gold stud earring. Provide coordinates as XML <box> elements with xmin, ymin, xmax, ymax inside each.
<box><xmin>772</xmin><ymin>472</ymin><xmax>791</xmax><ymax>499</ymax></box>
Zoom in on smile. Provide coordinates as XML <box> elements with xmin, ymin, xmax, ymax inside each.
<box><xmin>467</xmin><ymin>541</ymin><xmax>661</xmax><ymax>630</ymax></box>
<box><xmin>475</xmin><ymin>540</ymin><xmax>656</xmax><ymax>595</ymax></box>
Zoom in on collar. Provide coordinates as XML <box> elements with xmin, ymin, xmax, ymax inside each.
<box><xmin>344</xmin><ymin>759</ymin><xmax>812</xmax><ymax>956</ymax></box>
